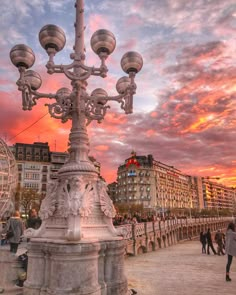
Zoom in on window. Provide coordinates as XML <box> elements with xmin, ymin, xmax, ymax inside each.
<box><xmin>42</xmin><ymin>175</ymin><xmax>47</xmax><ymax>182</ymax></box>
<box><xmin>35</xmin><ymin>148</ymin><xmax>40</xmax><ymax>155</ymax></box>
<box><xmin>26</xmin><ymin>155</ymin><xmax>32</xmax><ymax>161</ymax></box>
<box><xmin>128</xmin><ymin>170</ymin><xmax>136</xmax><ymax>177</ymax></box>
<box><xmin>42</xmin><ymin>166</ymin><xmax>48</xmax><ymax>172</ymax></box>
<box><xmin>43</xmin><ymin>156</ymin><xmax>49</xmax><ymax>161</ymax></box>
<box><xmin>24</xmin><ymin>182</ymin><xmax>39</xmax><ymax>189</ymax></box>
<box><xmin>43</xmin><ymin>149</ymin><xmax>48</xmax><ymax>155</ymax></box>
<box><xmin>42</xmin><ymin>183</ymin><xmax>47</xmax><ymax>192</ymax></box>
<box><xmin>25</xmin><ymin>173</ymin><xmax>40</xmax><ymax>180</ymax></box>
<box><xmin>25</xmin><ymin>164</ymin><xmax>40</xmax><ymax>170</ymax></box>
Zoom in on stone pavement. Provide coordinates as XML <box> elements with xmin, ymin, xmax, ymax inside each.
<box><xmin>125</xmin><ymin>240</ymin><xmax>236</xmax><ymax>295</ymax></box>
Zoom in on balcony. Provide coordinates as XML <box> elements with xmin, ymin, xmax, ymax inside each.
<box><xmin>51</xmin><ymin>166</ymin><xmax>59</xmax><ymax>171</ymax></box>
<box><xmin>50</xmin><ymin>173</ymin><xmax>58</xmax><ymax>179</ymax></box>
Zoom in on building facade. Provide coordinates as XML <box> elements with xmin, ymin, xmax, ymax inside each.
<box><xmin>111</xmin><ymin>152</ymin><xmax>235</xmax><ymax>215</ymax></box>
<box><xmin>11</xmin><ymin>142</ymin><xmax>101</xmax><ymax>195</ymax></box>
<box><xmin>200</xmin><ymin>178</ymin><xmax>235</xmax><ymax>213</ymax></box>
<box><xmin>12</xmin><ymin>142</ymin><xmax>51</xmax><ymax>195</ymax></box>
<box><xmin>114</xmin><ymin>152</ymin><xmax>198</xmax><ymax>215</ymax></box>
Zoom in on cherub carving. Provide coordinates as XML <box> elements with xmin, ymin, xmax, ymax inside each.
<box><xmin>57</xmin><ymin>176</ymin><xmax>94</xmax><ymax>217</ymax></box>
<box><xmin>39</xmin><ymin>180</ymin><xmax>58</xmax><ymax>220</ymax></box>
<box><xmin>98</xmin><ymin>180</ymin><xmax>116</xmax><ymax>218</ymax></box>
<box><xmin>79</xmin><ymin>180</ymin><xmax>94</xmax><ymax>217</ymax></box>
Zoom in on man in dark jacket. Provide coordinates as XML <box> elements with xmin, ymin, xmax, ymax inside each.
<box><xmin>26</xmin><ymin>209</ymin><xmax>41</xmax><ymax>229</ymax></box>
<box><xmin>206</xmin><ymin>228</ymin><xmax>217</xmax><ymax>255</ymax></box>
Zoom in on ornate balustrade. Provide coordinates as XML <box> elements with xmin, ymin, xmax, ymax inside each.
<box><xmin>116</xmin><ymin>217</ymin><xmax>234</xmax><ymax>256</ymax></box>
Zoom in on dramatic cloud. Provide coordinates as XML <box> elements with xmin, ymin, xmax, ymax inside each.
<box><xmin>0</xmin><ymin>0</ymin><xmax>235</xmax><ymax>187</ymax></box>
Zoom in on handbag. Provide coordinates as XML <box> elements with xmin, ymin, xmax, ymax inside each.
<box><xmin>6</xmin><ymin>226</ymin><xmax>14</xmax><ymax>239</ymax></box>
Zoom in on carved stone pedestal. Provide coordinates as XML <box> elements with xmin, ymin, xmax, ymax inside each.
<box><xmin>23</xmin><ymin>155</ymin><xmax>128</xmax><ymax>295</ymax></box>
<box><xmin>0</xmin><ymin>247</ymin><xmax>23</xmax><ymax>294</ymax></box>
<box><xmin>23</xmin><ymin>238</ymin><xmax>127</xmax><ymax>295</ymax></box>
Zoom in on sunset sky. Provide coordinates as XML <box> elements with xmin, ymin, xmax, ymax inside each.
<box><xmin>0</xmin><ymin>0</ymin><xmax>235</xmax><ymax>187</ymax></box>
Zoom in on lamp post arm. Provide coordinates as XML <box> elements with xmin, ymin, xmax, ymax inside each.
<box><xmin>46</xmin><ymin>60</ymin><xmax>108</xmax><ymax>80</ymax></box>
<box><xmin>16</xmin><ymin>78</ymin><xmax>57</xmax><ymax>111</ymax></box>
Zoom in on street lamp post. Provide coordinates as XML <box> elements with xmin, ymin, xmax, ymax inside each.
<box><xmin>9</xmin><ymin>1</ymin><xmax>143</xmax><ymax>294</ymax></box>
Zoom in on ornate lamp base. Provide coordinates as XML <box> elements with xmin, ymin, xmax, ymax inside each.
<box><xmin>23</xmin><ymin>239</ymin><xmax>128</xmax><ymax>295</ymax></box>
<box><xmin>23</xmin><ymin>165</ymin><xmax>129</xmax><ymax>295</ymax></box>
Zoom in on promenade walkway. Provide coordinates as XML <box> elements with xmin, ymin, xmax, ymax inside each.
<box><xmin>125</xmin><ymin>240</ymin><xmax>236</xmax><ymax>295</ymax></box>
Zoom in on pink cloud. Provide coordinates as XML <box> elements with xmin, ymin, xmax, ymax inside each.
<box><xmin>88</xmin><ymin>14</ymin><xmax>111</xmax><ymax>33</ymax></box>
<box><xmin>95</xmin><ymin>145</ymin><xmax>109</xmax><ymax>152</ymax></box>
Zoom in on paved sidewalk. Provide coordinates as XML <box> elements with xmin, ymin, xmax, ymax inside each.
<box><xmin>125</xmin><ymin>240</ymin><xmax>236</xmax><ymax>295</ymax></box>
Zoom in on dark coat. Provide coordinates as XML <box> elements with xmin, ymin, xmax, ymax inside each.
<box><xmin>200</xmin><ymin>232</ymin><xmax>207</xmax><ymax>244</ymax></box>
<box><xmin>26</xmin><ymin>217</ymin><xmax>41</xmax><ymax>229</ymax></box>
<box><xmin>5</xmin><ymin>217</ymin><xmax>24</xmax><ymax>243</ymax></box>
<box><xmin>206</xmin><ymin>230</ymin><xmax>213</xmax><ymax>244</ymax></box>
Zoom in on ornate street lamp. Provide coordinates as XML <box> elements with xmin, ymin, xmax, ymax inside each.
<box><xmin>10</xmin><ymin>1</ymin><xmax>142</xmax><ymax>240</ymax></box>
<box><xmin>9</xmin><ymin>1</ymin><xmax>142</xmax><ymax>294</ymax></box>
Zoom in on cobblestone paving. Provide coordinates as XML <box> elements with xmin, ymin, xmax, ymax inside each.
<box><xmin>125</xmin><ymin>240</ymin><xmax>236</xmax><ymax>295</ymax></box>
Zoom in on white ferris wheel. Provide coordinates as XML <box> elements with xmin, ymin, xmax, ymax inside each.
<box><xmin>0</xmin><ymin>138</ymin><xmax>17</xmax><ymax>219</ymax></box>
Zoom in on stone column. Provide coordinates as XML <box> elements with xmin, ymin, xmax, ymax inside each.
<box><xmin>0</xmin><ymin>246</ymin><xmax>23</xmax><ymax>294</ymax></box>
<box><xmin>103</xmin><ymin>240</ymin><xmax>127</xmax><ymax>295</ymax></box>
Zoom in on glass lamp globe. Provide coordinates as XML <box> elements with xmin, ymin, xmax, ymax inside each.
<box><xmin>39</xmin><ymin>24</ymin><xmax>66</xmax><ymax>52</ymax></box>
<box><xmin>10</xmin><ymin>44</ymin><xmax>35</xmax><ymax>69</ymax></box>
<box><xmin>121</xmin><ymin>51</ymin><xmax>143</xmax><ymax>74</ymax></box>
<box><xmin>24</xmin><ymin>70</ymin><xmax>42</xmax><ymax>90</ymax></box>
<box><xmin>90</xmin><ymin>29</ymin><xmax>116</xmax><ymax>55</ymax></box>
<box><xmin>91</xmin><ymin>88</ymin><xmax>108</xmax><ymax>105</ymax></box>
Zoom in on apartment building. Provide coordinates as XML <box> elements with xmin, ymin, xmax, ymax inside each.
<box><xmin>111</xmin><ymin>152</ymin><xmax>235</xmax><ymax>214</ymax></box>
<box><xmin>200</xmin><ymin>178</ymin><xmax>235</xmax><ymax>212</ymax></box>
<box><xmin>13</xmin><ymin>142</ymin><xmax>51</xmax><ymax>195</ymax></box>
<box><xmin>114</xmin><ymin>152</ymin><xmax>198</xmax><ymax>214</ymax></box>
<box><xmin>11</xmin><ymin>142</ymin><xmax>101</xmax><ymax>194</ymax></box>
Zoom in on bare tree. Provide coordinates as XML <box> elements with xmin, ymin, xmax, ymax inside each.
<box><xmin>16</xmin><ymin>187</ymin><xmax>41</xmax><ymax>217</ymax></box>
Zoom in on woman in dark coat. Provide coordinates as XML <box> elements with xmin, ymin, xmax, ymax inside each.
<box><xmin>4</xmin><ymin>210</ymin><xmax>24</xmax><ymax>253</ymax></box>
<box><xmin>200</xmin><ymin>231</ymin><xmax>207</xmax><ymax>254</ymax></box>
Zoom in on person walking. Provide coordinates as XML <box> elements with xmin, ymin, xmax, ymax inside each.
<box><xmin>3</xmin><ymin>211</ymin><xmax>24</xmax><ymax>253</ymax></box>
<box><xmin>200</xmin><ymin>231</ymin><xmax>207</xmax><ymax>254</ymax></box>
<box><xmin>225</xmin><ymin>222</ymin><xmax>236</xmax><ymax>282</ymax></box>
<box><xmin>206</xmin><ymin>228</ymin><xmax>217</xmax><ymax>255</ymax></box>
<box><xmin>215</xmin><ymin>229</ymin><xmax>225</xmax><ymax>256</ymax></box>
